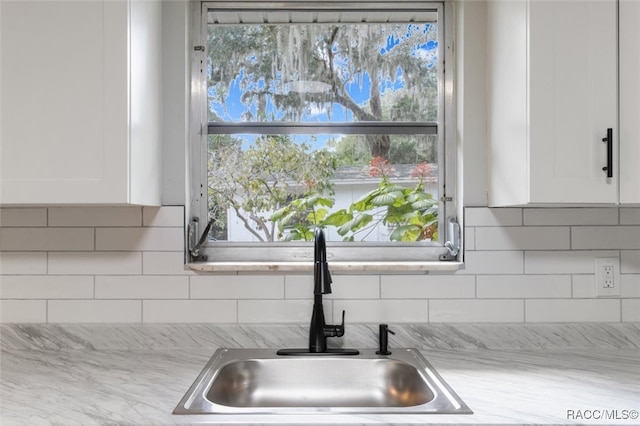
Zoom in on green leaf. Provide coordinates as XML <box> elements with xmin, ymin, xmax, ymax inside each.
<box><xmin>323</xmin><ymin>209</ymin><xmax>352</xmax><ymax>227</ymax></box>
<box><xmin>337</xmin><ymin>213</ymin><xmax>373</xmax><ymax>235</ymax></box>
<box><xmin>389</xmin><ymin>225</ymin><xmax>421</xmax><ymax>242</ymax></box>
<box><xmin>371</xmin><ymin>191</ymin><xmax>404</xmax><ymax>206</ymax></box>
<box><xmin>270</xmin><ymin>206</ymin><xmax>288</xmax><ymax>221</ymax></box>
<box><xmin>308</xmin><ymin>208</ymin><xmax>329</xmax><ymax>224</ymax></box>
<box><xmin>315</xmin><ymin>197</ymin><xmax>334</xmax><ymax>208</ymax></box>
<box><xmin>380</xmin><ymin>183</ymin><xmax>407</xmax><ymax>193</ymax></box>
<box><xmin>282</xmin><ymin>229</ymin><xmax>302</xmax><ymax>241</ymax></box>
<box><xmin>278</xmin><ymin>211</ymin><xmax>298</xmax><ymax>228</ymax></box>
<box><xmin>301</xmin><ymin>229</ymin><xmax>315</xmax><ymax>241</ymax></box>
<box><xmin>411</xmin><ymin>199</ymin><xmax>437</xmax><ymax>210</ymax></box>
<box><xmin>407</xmin><ymin>191</ymin><xmax>433</xmax><ymax>203</ymax></box>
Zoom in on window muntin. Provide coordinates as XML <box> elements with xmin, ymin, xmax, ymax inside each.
<box><xmin>192</xmin><ymin>2</ymin><xmax>455</xmax><ymax>264</ymax></box>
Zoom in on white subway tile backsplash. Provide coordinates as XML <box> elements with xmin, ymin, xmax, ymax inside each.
<box><xmin>96</xmin><ymin>227</ymin><xmax>183</xmax><ymax>251</ymax></box>
<box><xmin>284</xmin><ymin>275</ymin><xmax>313</xmax><ymax>299</ymax></box>
<box><xmin>95</xmin><ymin>276</ymin><xmax>189</xmax><ymax>299</ymax></box>
<box><xmin>0</xmin><ymin>300</ymin><xmax>47</xmax><ymax>322</ymax></box>
<box><xmin>465</xmin><ymin>207</ymin><xmax>522</xmax><ymax>227</ymax></box>
<box><xmin>143</xmin><ymin>300</ymin><xmax>237</xmax><ymax>323</ymax></box>
<box><xmin>142</xmin><ymin>206</ymin><xmax>184</xmax><ymax>227</ymax></box>
<box><xmin>0</xmin><ymin>228</ymin><xmax>94</xmax><ymax>251</ymax></box>
<box><xmin>238</xmin><ymin>300</ymin><xmax>313</xmax><ymax>323</ymax></box>
<box><xmin>477</xmin><ymin>275</ymin><xmax>571</xmax><ymax>298</ymax></box>
<box><xmin>1</xmin><ymin>206</ymin><xmax>638</xmax><ymax>324</ymax></box>
<box><xmin>0</xmin><ymin>276</ymin><xmax>93</xmax><ymax>299</ymax></box>
<box><xmin>48</xmin><ymin>252</ymin><xmax>142</xmax><ymax>275</ymax></box>
<box><xmin>333</xmin><ymin>300</ymin><xmax>428</xmax><ymax>323</ymax></box>
<box><xmin>621</xmin><ymin>275</ymin><xmax>640</xmax><ymax>298</ymax></box>
<box><xmin>525</xmin><ymin>299</ymin><xmax>620</xmax><ymax>322</ymax></box>
<box><xmin>143</xmin><ymin>252</ymin><xmax>190</xmax><ymax>275</ymax></box>
<box><xmin>285</xmin><ymin>275</ymin><xmax>379</xmax><ymax>299</ymax></box>
<box><xmin>524</xmin><ymin>208</ymin><xmax>619</xmax><ymax>226</ymax></box>
<box><xmin>48</xmin><ymin>207</ymin><xmax>142</xmax><ymax>227</ymax></box>
<box><xmin>429</xmin><ymin>299</ymin><xmax>524</xmax><ymax>323</ymax></box>
<box><xmin>525</xmin><ymin>250</ymin><xmax>619</xmax><ymax>274</ymax></box>
<box><xmin>458</xmin><ymin>251</ymin><xmax>524</xmax><ymax>275</ymax></box>
<box><xmin>190</xmin><ymin>275</ymin><xmax>284</xmax><ymax>299</ymax></box>
<box><xmin>0</xmin><ymin>252</ymin><xmax>47</xmax><ymax>275</ymax></box>
<box><xmin>622</xmin><ymin>299</ymin><xmax>640</xmax><ymax>322</ymax></box>
<box><xmin>381</xmin><ymin>275</ymin><xmax>475</xmax><ymax>299</ymax></box>
<box><xmin>620</xmin><ymin>208</ymin><xmax>640</xmax><ymax>225</ymax></box>
<box><xmin>475</xmin><ymin>227</ymin><xmax>570</xmax><ymax>250</ymax></box>
<box><xmin>464</xmin><ymin>227</ymin><xmax>475</xmax><ymax>250</ymax></box>
<box><xmin>48</xmin><ymin>300</ymin><xmax>142</xmax><ymax>323</ymax></box>
<box><xmin>0</xmin><ymin>208</ymin><xmax>47</xmax><ymax>227</ymax></box>
<box><xmin>572</xmin><ymin>275</ymin><xmax>596</xmax><ymax>298</ymax></box>
<box><xmin>572</xmin><ymin>226</ymin><xmax>640</xmax><ymax>250</ymax></box>
<box><xmin>621</xmin><ymin>251</ymin><xmax>640</xmax><ymax>274</ymax></box>
<box><xmin>331</xmin><ymin>275</ymin><xmax>380</xmax><ymax>299</ymax></box>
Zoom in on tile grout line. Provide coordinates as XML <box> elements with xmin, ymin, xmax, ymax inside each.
<box><xmin>570</xmin><ymin>274</ymin><xmax>574</xmax><ymax>298</ymax></box>
<box><xmin>619</xmin><ymin>298</ymin><xmax>623</xmax><ymax>322</ymax></box>
<box><xmin>474</xmin><ymin>274</ymin><xmax>477</xmax><ymax>298</ymax></box>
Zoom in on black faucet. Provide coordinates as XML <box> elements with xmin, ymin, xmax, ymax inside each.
<box><xmin>309</xmin><ymin>228</ymin><xmax>345</xmax><ymax>352</ymax></box>
<box><xmin>277</xmin><ymin>228</ymin><xmax>359</xmax><ymax>356</ymax></box>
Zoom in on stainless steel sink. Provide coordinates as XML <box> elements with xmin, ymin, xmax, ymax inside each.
<box><xmin>174</xmin><ymin>348</ymin><xmax>472</xmax><ymax>415</ymax></box>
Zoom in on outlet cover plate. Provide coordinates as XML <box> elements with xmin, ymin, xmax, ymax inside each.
<box><xmin>595</xmin><ymin>257</ymin><xmax>621</xmax><ymax>297</ymax></box>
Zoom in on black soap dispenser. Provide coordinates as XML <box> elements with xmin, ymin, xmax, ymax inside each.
<box><xmin>376</xmin><ymin>323</ymin><xmax>395</xmax><ymax>355</ymax></box>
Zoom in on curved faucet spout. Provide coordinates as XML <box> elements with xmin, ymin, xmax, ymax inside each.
<box><xmin>314</xmin><ymin>228</ymin><xmax>332</xmax><ymax>295</ymax></box>
<box><xmin>314</xmin><ymin>227</ymin><xmax>327</xmax><ymax>263</ymax></box>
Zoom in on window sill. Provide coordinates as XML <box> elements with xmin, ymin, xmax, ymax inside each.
<box><xmin>187</xmin><ymin>261</ymin><xmax>463</xmax><ymax>273</ymax></box>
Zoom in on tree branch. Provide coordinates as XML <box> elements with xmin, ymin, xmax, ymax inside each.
<box><xmin>249</xmin><ymin>212</ymin><xmax>273</xmax><ymax>241</ymax></box>
<box><xmin>230</xmin><ymin>202</ymin><xmax>266</xmax><ymax>242</ymax></box>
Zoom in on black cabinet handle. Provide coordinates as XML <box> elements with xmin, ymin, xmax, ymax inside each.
<box><xmin>602</xmin><ymin>128</ymin><xmax>613</xmax><ymax>178</ymax></box>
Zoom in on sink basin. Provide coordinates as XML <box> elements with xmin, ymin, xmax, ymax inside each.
<box><xmin>174</xmin><ymin>348</ymin><xmax>472</xmax><ymax>415</ymax></box>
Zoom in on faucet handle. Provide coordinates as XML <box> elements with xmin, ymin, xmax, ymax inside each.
<box><xmin>338</xmin><ymin>310</ymin><xmax>346</xmax><ymax>336</ymax></box>
<box><xmin>324</xmin><ymin>310</ymin><xmax>346</xmax><ymax>338</ymax></box>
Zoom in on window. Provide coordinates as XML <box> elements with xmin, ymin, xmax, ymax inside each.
<box><xmin>189</xmin><ymin>1</ymin><xmax>458</xmax><ymax>268</ymax></box>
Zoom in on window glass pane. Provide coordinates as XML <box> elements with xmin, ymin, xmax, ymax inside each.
<box><xmin>207</xmin><ymin>133</ymin><xmax>438</xmax><ymax>243</ymax></box>
<box><xmin>206</xmin><ymin>21</ymin><xmax>438</xmax><ymax>123</ymax></box>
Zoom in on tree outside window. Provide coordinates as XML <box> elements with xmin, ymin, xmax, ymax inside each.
<box><xmin>206</xmin><ymin>15</ymin><xmax>440</xmax><ymax>243</ymax></box>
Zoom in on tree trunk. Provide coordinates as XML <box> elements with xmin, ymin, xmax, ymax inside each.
<box><xmin>366</xmin><ymin>71</ymin><xmax>391</xmax><ymax>158</ymax></box>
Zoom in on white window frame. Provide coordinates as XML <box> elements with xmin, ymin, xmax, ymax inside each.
<box><xmin>188</xmin><ymin>1</ymin><xmax>460</xmax><ymax>272</ymax></box>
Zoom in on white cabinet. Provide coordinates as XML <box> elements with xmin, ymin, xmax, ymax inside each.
<box><xmin>0</xmin><ymin>0</ymin><xmax>162</xmax><ymax>205</ymax></box>
<box><xmin>487</xmin><ymin>0</ymin><xmax>619</xmax><ymax>206</ymax></box>
<box><xmin>620</xmin><ymin>0</ymin><xmax>640</xmax><ymax>204</ymax></box>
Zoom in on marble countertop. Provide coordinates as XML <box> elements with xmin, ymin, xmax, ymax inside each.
<box><xmin>1</xmin><ymin>324</ymin><xmax>639</xmax><ymax>425</ymax></box>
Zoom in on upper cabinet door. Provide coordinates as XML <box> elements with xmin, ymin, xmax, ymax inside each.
<box><xmin>487</xmin><ymin>0</ymin><xmax>618</xmax><ymax>206</ymax></box>
<box><xmin>528</xmin><ymin>0</ymin><xmax>618</xmax><ymax>204</ymax></box>
<box><xmin>0</xmin><ymin>0</ymin><xmax>161</xmax><ymax>205</ymax></box>
<box><xmin>620</xmin><ymin>0</ymin><xmax>640</xmax><ymax>204</ymax></box>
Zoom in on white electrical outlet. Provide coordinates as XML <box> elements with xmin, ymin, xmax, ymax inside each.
<box><xmin>595</xmin><ymin>258</ymin><xmax>620</xmax><ymax>297</ymax></box>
